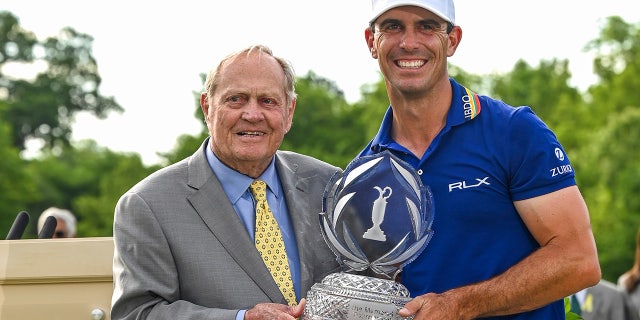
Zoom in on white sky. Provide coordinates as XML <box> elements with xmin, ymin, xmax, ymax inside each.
<box><xmin>3</xmin><ymin>1</ymin><xmax>639</xmax><ymax>165</ymax></box>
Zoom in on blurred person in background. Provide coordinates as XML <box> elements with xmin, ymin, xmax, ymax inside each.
<box><xmin>37</xmin><ymin>207</ymin><xmax>77</xmax><ymax>238</ymax></box>
<box><xmin>571</xmin><ymin>279</ymin><xmax>638</xmax><ymax>319</ymax></box>
<box><xmin>618</xmin><ymin>225</ymin><xmax>640</xmax><ymax>318</ymax></box>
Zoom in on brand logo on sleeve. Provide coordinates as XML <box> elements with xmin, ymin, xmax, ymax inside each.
<box><xmin>550</xmin><ymin>147</ymin><xmax>573</xmax><ymax>177</ymax></box>
<box><xmin>550</xmin><ymin>165</ymin><xmax>573</xmax><ymax>177</ymax></box>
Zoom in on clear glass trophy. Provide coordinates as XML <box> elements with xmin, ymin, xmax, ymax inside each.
<box><xmin>303</xmin><ymin>151</ymin><xmax>435</xmax><ymax>320</ymax></box>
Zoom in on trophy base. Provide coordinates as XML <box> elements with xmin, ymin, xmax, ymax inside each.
<box><xmin>363</xmin><ymin>227</ymin><xmax>386</xmax><ymax>242</ymax></box>
<box><xmin>303</xmin><ymin>273</ymin><xmax>413</xmax><ymax>320</ymax></box>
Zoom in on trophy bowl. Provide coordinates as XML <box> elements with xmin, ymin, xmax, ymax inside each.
<box><xmin>303</xmin><ymin>273</ymin><xmax>412</xmax><ymax>320</ymax></box>
<box><xmin>303</xmin><ymin>151</ymin><xmax>434</xmax><ymax>320</ymax></box>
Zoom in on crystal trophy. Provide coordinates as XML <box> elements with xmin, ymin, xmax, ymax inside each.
<box><xmin>303</xmin><ymin>151</ymin><xmax>435</xmax><ymax>320</ymax></box>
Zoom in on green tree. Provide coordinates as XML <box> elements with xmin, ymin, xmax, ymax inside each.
<box><xmin>0</xmin><ymin>11</ymin><xmax>36</xmax><ymax>62</ymax></box>
<box><xmin>586</xmin><ymin>16</ymin><xmax>640</xmax><ymax>121</ymax></box>
<box><xmin>281</xmin><ymin>71</ymin><xmax>367</xmax><ymax>168</ymax></box>
<box><xmin>490</xmin><ymin>59</ymin><xmax>586</xmax><ymax>151</ymax></box>
<box><xmin>159</xmin><ymin>132</ymin><xmax>208</xmax><ymax>165</ymax></box>
<box><xmin>0</xmin><ymin>115</ymin><xmax>36</xmax><ymax>237</ymax></box>
<box><xmin>72</xmin><ymin>144</ymin><xmax>160</xmax><ymax>236</ymax></box>
<box><xmin>24</xmin><ymin>140</ymin><xmax>159</xmax><ymax>237</ymax></box>
<box><xmin>449</xmin><ymin>64</ymin><xmax>486</xmax><ymax>93</ymax></box>
<box><xmin>577</xmin><ymin>17</ymin><xmax>640</xmax><ymax>281</ymax></box>
<box><xmin>0</xmin><ymin>11</ymin><xmax>122</xmax><ymax>152</ymax></box>
<box><xmin>579</xmin><ymin>108</ymin><xmax>640</xmax><ymax>281</ymax></box>
<box><xmin>351</xmin><ymin>72</ymin><xmax>389</xmax><ymax>146</ymax></box>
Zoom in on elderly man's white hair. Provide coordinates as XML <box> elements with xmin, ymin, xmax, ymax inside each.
<box><xmin>38</xmin><ymin>207</ymin><xmax>77</xmax><ymax>237</ymax></box>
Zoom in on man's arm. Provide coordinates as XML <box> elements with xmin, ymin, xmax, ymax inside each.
<box><xmin>400</xmin><ymin>185</ymin><xmax>601</xmax><ymax>319</ymax></box>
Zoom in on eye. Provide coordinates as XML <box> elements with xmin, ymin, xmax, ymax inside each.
<box><xmin>379</xmin><ymin>21</ymin><xmax>402</xmax><ymax>33</ymax></box>
<box><xmin>261</xmin><ymin>97</ymin><xmax>278</xmax><ymax>107</ymax></box>
<box><xmin>226</xmin><ymin>95</ymin><xmax>247</xmax><ymax>105</ymax></box>
<box><xmin>418</xmin><ymin>21</ymin><xmax>445</xmax><ymax>33</ymax></box>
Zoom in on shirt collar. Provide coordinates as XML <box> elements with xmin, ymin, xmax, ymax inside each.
<box><xmin>205</xmin><ymin>142</ymin><xmax>281</xmax><ymax>203</ymax></box>
<box><xmin>368</xmin><ymin>78</ymin><xmax>482</xmax><ymax>153</ymax></box>
<box><xmin>448</xmin><ymin>78</ymin><xmax>481</xmax><ymax>125</ymax></box>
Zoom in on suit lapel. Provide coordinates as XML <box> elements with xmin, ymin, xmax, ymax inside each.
<box><xmin>276</xmin><ymin>154</ymin><xmax>318</xmax><ymax>296</ymax></box>
<box><xmin>186</xmin><ymin>140</ymin><xmax>286</xmax><ymax>304</ymax></box>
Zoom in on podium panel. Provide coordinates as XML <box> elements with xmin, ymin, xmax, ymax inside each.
<box><xmin>0</xmin><ymin>237</ymin><xmax>114</xmax><ymax>320</ymax></box>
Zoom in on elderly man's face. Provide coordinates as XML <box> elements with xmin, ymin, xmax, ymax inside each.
<box><xmin>201</xmin><ymin>51</ymin><xmax>295</xmax><ymax>177</ymax></box>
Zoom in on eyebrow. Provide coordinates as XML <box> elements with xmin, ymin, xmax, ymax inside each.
<box><xmin>377</xmin><ymin>17</ymin><xmax>443</xmax><ymax>28</ymax></box>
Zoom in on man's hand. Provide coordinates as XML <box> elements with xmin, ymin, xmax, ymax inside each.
<box><xmin>245</xmin><ymin>298</ymin><xmax>307</xmax><ymax>320</ymax></box>
<box><xmin>399</xmin><ymin>293</ymin><xmax>467</xmax><ymax>320</ymax></box>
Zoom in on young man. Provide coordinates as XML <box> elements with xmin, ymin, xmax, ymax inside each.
<box><xmin>360</xmin><ymin>0</ymin><xmax>601</xmax><ymax>319</ymax></box>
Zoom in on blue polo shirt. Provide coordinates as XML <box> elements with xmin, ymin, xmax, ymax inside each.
<box><xmin>358</xmin><ymin>78</ymin><xmax>575</xmax><ymax>319</ymax></box>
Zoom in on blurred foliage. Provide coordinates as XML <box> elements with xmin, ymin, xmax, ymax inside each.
<box><xmin>23</xmin><ymin>141</ymin><xmax>160</xmax><ymax>236</ymax></box>
<box><xmin>0</xmin><ymin>11</ymin><xmax>122</xmax><ymax>152</ymax></box>
<box><xmin>0</xmin><ymin>11</ymin><xmax>639</xmax><ymax>286</ymax></box>
<box><xmin>280</xmin><ymin>71</ymin><xmax>368</xmax><ymax>168</ymax></box>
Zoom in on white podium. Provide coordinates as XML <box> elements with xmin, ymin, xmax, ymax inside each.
<box><xmin>0</xmin><ymin>237</ymin><xmax>114</xmax><ymax>320</ymax></box>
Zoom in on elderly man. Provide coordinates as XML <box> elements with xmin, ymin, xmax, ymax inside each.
<box><xmin>111</xmin><ymin>45</ymin><xmax>341</xmax><ymax>320</ymax></box>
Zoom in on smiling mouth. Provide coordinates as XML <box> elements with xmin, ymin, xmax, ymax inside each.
<box><xmin>396</xmin><ymin>60</ymin><xmax>425</xmax><ymax>68</ymax></box>
<box><xmin>238</xmin><ymin>131</ymin><xmax>265</xmax><ymax>136</ymax></box>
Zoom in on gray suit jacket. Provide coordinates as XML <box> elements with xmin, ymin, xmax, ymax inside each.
<box><xmin>111</xmin><ymin>140</ymin><xmax>342</xmax><ymax>320</ymax></box>
<box><xmin>579</xmin><ymin>279</ymin><xmax>639</xmax><ymax>320</ymax></box>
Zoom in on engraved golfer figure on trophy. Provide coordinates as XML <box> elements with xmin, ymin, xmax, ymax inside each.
<box><xmin>363</xmin><ymin>186</ymin><xmax>392</xmax><ymax>242</ymax></box>
<box><xmin>303</xmin><ymin>150</ymin><xmax>435</xmax><ymax>320</ymax></box>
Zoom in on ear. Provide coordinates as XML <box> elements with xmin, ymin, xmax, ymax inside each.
<box><xmin>446</xmin><ymin>25</ymin><xmax>463</xmax><ymax>57</ymax></box>
<box><xmin>284</xmin><ymin>98</ymin><xmax>296</xmax><ymax>133</ymax></box>
<box><xmin>200</xmin><ymin>92</ymin><xmax>210</xmax><ymax>120</ymax></box>
<box><xmin>365</xmin><ymin>27</ymin><xmax>378</xmax><ymax>59</ymax></box>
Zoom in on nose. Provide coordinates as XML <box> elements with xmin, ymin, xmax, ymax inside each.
<box><xmin>241</xmin><ymin>100</ymin><xmax>265</xmax><ymax>122</ymax></box>
<box><xmin>399</xmin><ymin>28</ymin><xmax>419</xmax><ymax>51</ymax></box>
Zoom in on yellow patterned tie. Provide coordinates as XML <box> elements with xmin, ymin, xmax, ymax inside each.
<box><xmin>250</xmin><ymin>179</ymin><xmax>297</xmax><ymax>306</ymax></box>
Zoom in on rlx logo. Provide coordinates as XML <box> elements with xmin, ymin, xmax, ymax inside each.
<box><xmin>449</xmin><ymin>177</ymin><xmax>490</xmax><ymax>192</ymax></box>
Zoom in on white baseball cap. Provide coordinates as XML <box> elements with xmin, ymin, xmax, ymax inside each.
<box><xmin>369</xmin><ymin>0</ymin><xmax>455</xmax><ymax>25</ymax></box>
